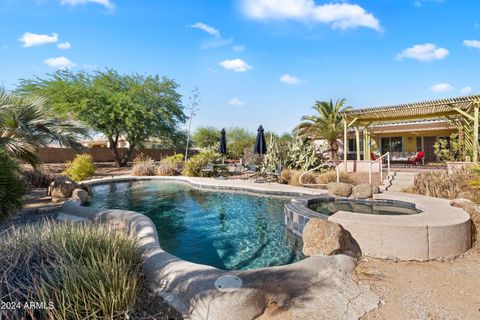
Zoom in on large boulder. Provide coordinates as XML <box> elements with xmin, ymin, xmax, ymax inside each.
<box><xmin>72</xmin><ymin>188</ymin><xmax>91</xmax><ymax>203</ymax></box>
<box><xmin>327</xmin><ymin>182</ymin><xmax>353</xmax><ymax>197</ymax></box>
<box><xmin>48</xmin><ymin>178</ymin><xmax>79</xmax><ymax>201</ymax></box>
<box><xmin>352</xmin><ymin>184</ymin><xmax>373</xmax><ymax>199</ymax></box>
<box><xmin>302</xmin><ymin>218</ymin><xmax>355</xmax><ymax>256</ymax></box>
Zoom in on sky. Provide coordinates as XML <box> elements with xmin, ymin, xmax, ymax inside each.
<box><xmin>1</xmin><ymin>0</ymin><xmax>480</xmax><ymax>134</ymax></box>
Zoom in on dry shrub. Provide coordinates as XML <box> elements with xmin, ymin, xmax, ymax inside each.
<box><xmin>279</xmin><ymin>169</ymin><xmax>317</xmax><ymax>186</ymax></box>
<box><xmin>20</xmin><ymin>167</ymin><xmax>57</xmax><ymax>191</ymax></box>
<box><xmin>0</xmin><ymin>221</ymin><xmax>143</xmax><ymax>320</ymax></box>
<box><xmin>315</xmin><ymin>170</ymin><xmax>351</xmax><ymax>185</ymax></box>
<box><xmin>413</xmin><ymin>169</ymin><xmax>480</xmax><ymax>201</ymax></box>
<box><xmin>157</xmin><ymin>154</ymin><xmax>184</xmax><ymax>176</ymax></box>
<box><xmin>280</xmin><ymin>169</ymin><xmax>350</xmax><ymax>186</ymax></box>
<box><xmin>132</xmin><ymin>154</ymin><xmax>156</xmax><ymax>176</ymax></box>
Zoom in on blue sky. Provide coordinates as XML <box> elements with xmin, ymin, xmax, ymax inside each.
<box><xmin>1</xmin><ymin>0</ymin><xmax>479</xmax><ymax>133</ymax></box>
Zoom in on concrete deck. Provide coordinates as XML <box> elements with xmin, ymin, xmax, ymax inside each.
<box><xmin>61</xmin><ymin>176</ymin><xmax>378</xmax><ymax>320</ymax></box>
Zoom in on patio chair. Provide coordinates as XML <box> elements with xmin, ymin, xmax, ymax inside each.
<box><xmin>242</xmin><ymin>164</ymin><xmax>258</xmax><ymax>180</ymax></box>
<box><xmin>266</xmin><ymin>165</ymin><xmax>283</xmax><ymax>182</ymax></box>
<box><xmin>406</xmin><ymin>150</ymin><xmax>425</xmax><ymax>165</ymax></box>
<box><xmin>201</xmin><ymin>163</ymin><xmax>215</xmax><ymax>176</ymax></box>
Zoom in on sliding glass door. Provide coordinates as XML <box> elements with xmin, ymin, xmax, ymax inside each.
<box><xmin>380</xmin><ymin>137</ymin><xmax>402</xmax><ymax>153</ymax></box>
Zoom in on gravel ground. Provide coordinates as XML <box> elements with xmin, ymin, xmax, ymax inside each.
<box><xmin>357</xmin><ymin>247</ymin><xmax>480</xmax><ymax>320</ymax></box>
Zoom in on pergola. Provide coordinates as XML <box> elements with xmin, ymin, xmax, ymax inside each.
<box><xmin>341</xmin><ymin>95</ymin><xmax>480</xmax><ymax>166</ymax></box>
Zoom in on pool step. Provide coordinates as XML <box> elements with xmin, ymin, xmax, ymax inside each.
<box><xmin>385</xmin><ymin>171</ymin><xmax>417</xmax><ymax>192</ymax></box>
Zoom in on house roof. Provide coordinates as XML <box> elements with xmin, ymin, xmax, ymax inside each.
<box><xmin>342</xmin><ymin>95</ymin><xmax>480</xmax><ymax>124</ymax></box>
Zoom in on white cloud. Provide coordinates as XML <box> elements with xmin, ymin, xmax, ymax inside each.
<box><xmin>19</xmin><ymin>32</ymin><xmax>58</xmax><ymax>47</ymax></box>
<box><xmin>429</xmin><ymin>83</ymin><xmax>453</xmax><ymax>93</ymax></box>
<box><xmin>463</xmin><ymin>40</ymin><xmax>480</xmax><ymax>49</ymax></box>
<box><xmin>190</xmin><ymin>22</ymin><xmax>220</xmax><ymax>38</ymax></box>
<box><xmin>200</xmin><ymin>38</ymin><xmax>233</xmax><ymax>49</ymax></box>
<box><xmin>44</xmin><ymin>56</ymin><xmax>75</xmax><ymax>69</ymax></box>
<box><xmin>82</xmin><ymin>63</ymin><xmax>98</xmax><ymax>69</ymax></box>
<box><xmin>241</xmin><ymin>0</ymin><xmax>381</xmax><ymax>31</ymax></box>
<box><xmin>60</xmin><ymin>0</ymin><xmax>114</xmax><ymax>9</ymax></box>
<box><xmin>460</xmin><ymin>86</ymin><xmax>473</xmax><ymax>94</ymax></box>
<box><xmin>414</xmin><ymin>0</ymin><xmax>445</xmax><ymax>7</ymax></box>
<box><xmin>219</xmin><ymin>58</ymin><xmax>252</xmax><ymax>72</ymax></box>
<box><xmin>228</xmin><ymin>98</ymin><xmax>245</xmax><ymax>107</ymax></box>
<box><xmin>280</xmin><ymin>74</ymin><xmax>303</xmax><ymax>85</ymax></box>
<box><xmin>57</xmin><ymin>41</ymin><xmax>71</xmax><ymax>49</ymax></box>
<box><xmin>233</xmin><ymin>45</ymin><xmax>246</xmax><ymax>52</ymax></box>
<box><xmin>395</xmin><ymin>43</ymin><xmax>449</xmax><ymax>62</ymax></box>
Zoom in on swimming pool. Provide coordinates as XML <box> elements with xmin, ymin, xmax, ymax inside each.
<box><xmin>86</xmin><ymin>181</ymin><xmax>304</xmax><ymax>270</ymax></box>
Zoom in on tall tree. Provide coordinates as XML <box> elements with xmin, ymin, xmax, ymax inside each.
<box><xmin>0</xmin><ymin>88</ymin><xmax>86</xmax><ymax>166</ymax></box>
<box><xmin>192</xmin><ymin>126</ymin><xmax>220</xmax><ymax>149</ymax></box>
<box><xmin>295</xmin><ymin>98</ymin><xmax>351</xmax><ymax>160</ymax></box>
<box><xmin>18</xmin><ymin>70</ymin><xmax>186</xmax><ymax>167</ymax></box>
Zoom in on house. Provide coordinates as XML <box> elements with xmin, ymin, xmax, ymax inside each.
<box><xmin>340</xmin><ymin>95</ymin><xmax>480</xmax><ymax>168</ymax></box>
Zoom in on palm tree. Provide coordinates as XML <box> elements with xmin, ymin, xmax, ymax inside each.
<box><xmin>295</xmin><ymin>98</ymin><xmax>351</xmax><ymax>160</ymax></box>
<box><xmin>0</xmin><ymin>88</ymin><xmax>88</xmax><ymax>166</ymax></box>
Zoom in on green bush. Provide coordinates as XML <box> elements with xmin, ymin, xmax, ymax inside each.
<box><xmin>183</xmin><ymin>150</ymin><xmax>220</xmax><ymax>177</ymax></box>
<box><xmin>0</xmin><ymin>221</ymin><xmax>143</xmax><ymax>320</ymax></box>
<box><xmin>132</xmin><ymin>153</ymin><xmax>156</xmax><ymax>176</ymax></box>
<box><xmin>157</xmin><ymin>154</ymin><xmax>184</xmax><ymax>176</ymax></box>
<box><xmin>0</xmin><ymin>151</ymin><xmax>25</xmax><ymax>220</ymax></box>
<box><xmin>64</xmin><ymin>154</ymin><xmax>96</xmax><ymax>181</ymax></box>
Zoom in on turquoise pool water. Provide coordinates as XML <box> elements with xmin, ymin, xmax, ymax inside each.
<box><xmin>86</xmin><ymin>181</ymin><xmax>304</xmax><ymax>270</ymax></box>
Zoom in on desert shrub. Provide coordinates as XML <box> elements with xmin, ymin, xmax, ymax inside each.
<box><xmin>20</xmin><ymin>167</ymin><xmax>57</xmax><ymax>191</ymax></box>
<box><xmin>64</xmin><ymin>154</ymin><xmax>95</xmax><ymax>181</ymax></box>
<box><xmin>279</xmin><ymin>169</ymin><xmax>350</xmax><ymax>187</ymax></box>
<box><xmin>183</xmin><ymin>150</ymin><xmax>220</xmax><ymax>177</ymax></box>
<box><xmin>279</xmin><ymin>169</ymin><xmax>316</xmax><ymax>186</ymax></box>
<box><xmin>412</xmin><ymin>169</ymin><xmax>480</xmax><ymax>201</ymax></box>
<box><xmin>315</xmin><ymin>170</ymin><xmax>351</xmax><ymax>185</ymax></box>
<box><xmin>157</xmin><ymin>154</ymin><xmax>184</xmax><ymax>176</ymax></box>
<box><xmin>132</xmin><ymin>153</ymin><xmax>156</xmax><ymax>176</ymax></box>
<box><xmin>0</xmin><ymin>151</ymin><xmax>25</xmax><ymax>220</ymax></box>
<box><xmin>0</xmin><ymin>221</ymin><xmax>143</xmax><ymax>320</ymax></box>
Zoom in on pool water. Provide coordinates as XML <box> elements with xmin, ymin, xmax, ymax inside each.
<box><xmin>309</xmin><ymin>200</ymin><xmax>420</xmax><ymax>216</ymax></box>
<box><xmin>86</xmin><ymin>181</ymin><xmax>304</xmax><ymax>270</ymax></box>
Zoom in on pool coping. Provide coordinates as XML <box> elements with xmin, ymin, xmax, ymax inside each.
<box><xmin>60</xmin><ymin>175</ymin><xmax>379</xmax><ymax>320</ymax></box>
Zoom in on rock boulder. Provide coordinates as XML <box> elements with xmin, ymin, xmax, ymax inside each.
<box><xmin>72</xmin><ymin>188</ymin><xmax>91</xmax><ymax>203</ymax></box>
<box><xmin>302</xmin><ymin>218</ymin><xmax>354</xmax><ymax>256</ymax></box>
<box><xmin>327</xmin><ymin>182</ymin><xmax>353</xmax><ymax>197</ymax></box>
<box><xmin>48</xmin><ymin>178</ymin><xmax>79</xmax><ymax>201</ymax></box>
<box><xmin>352</xmin><ymin>183</ymin><xmax>374</xmax><ymax>199</ymax></box>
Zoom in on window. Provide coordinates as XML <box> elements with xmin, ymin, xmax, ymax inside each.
<box><xmin>348</xmin><ymin>139</ymin><xmax>356</xmax><ymax>152</ymax></box>
<box><xmin>381</xmin><ymin>137</ymin><xmax>402</xmax><ymax>153</ymax></box>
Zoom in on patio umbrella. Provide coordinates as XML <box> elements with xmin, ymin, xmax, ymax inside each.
<box><xmin>219</xmin><ymin>128</ymin><xmax>227</xmax><ymax>164</ymax></box>
<box><xmin>254</xmin><ymin>125</ymin><xmax>267</xmax><ymax>155</ymax></box>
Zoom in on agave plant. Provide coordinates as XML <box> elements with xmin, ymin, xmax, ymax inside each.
<box><xmin>0</xmin><ymin>88</ymin><xmax>87</xmax><ymax>166</ymax></box>
<box><xmin>295</xmin><ymin>98</ymin><xmax>351</xmax><ymax>160</ymax></box>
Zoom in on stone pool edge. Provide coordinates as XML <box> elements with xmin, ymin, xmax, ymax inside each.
<box><xmin>61</xmin><ymin>175</ymin><xmax>379</xmax><ymax>320</ymax></box>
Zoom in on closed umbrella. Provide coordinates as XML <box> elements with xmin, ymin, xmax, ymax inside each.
<box><xmin>254</xmin><ymin>125</ymin><xmax>267</xmax><ymax>155</ymax></box>
<box><xmin>219</xmin><ymin>128</ymin><xmax>227</xmax><ymax>164</ymax></box>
